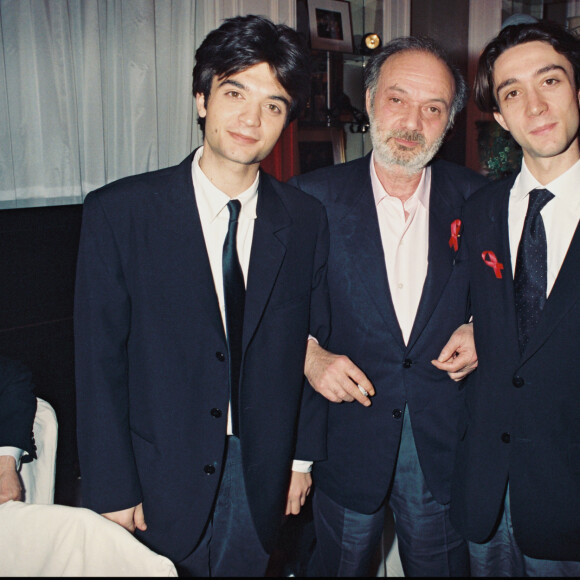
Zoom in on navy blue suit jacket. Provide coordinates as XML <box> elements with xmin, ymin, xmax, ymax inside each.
<box><xmin>0</xmin><ymin>356</ymin><xmax>37</xmax><ymax>457</ymax></box>
<box><xmin>74</xmin><ymin>152</ymin><xmax>330</xmax><ymax>561</ymax></box>
<box><xmin>450</xmin><ymin>175</ymin><xmax>580</xmax><ymax>561</ymax></box>
<box><xmin>290</xmin><ymin>154</ymin><xmax>487</xmax><ymax>513</ymax></box>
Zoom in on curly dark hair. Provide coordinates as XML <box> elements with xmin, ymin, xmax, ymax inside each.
<box><xmin>192</xmin><ymin>15</ymin><xmax>311</xmax><ymax>132</ymax></box>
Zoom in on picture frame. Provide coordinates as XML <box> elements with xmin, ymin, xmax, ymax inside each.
<box><xmin>307</xmin><ymin>0</ymin><xmax>354</xmax><ymax>53</ymax></box>
<box><xmin>297</xmin><ymin>126</ymin><xmax>346</xmax><ymax>174</ymax></box>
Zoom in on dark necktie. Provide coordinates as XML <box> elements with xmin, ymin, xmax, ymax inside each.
<box><xmin>223</xmin><ymin>200</ymin><xmax>245</xmax><ymax>437</ymax></box>
<box><xmin>514</xmin><ymin>188</ymin><xmax>554</xmax><ymax>352</ymax></box>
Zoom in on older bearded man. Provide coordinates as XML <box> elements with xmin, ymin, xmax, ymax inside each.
<box><xmin>290</xmin><ymin>36</ymin><xmax>488</xmax><ymax>577</ymax></box>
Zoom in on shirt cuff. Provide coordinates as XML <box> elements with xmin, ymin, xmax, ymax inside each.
<box><xmin>292</xmin><ymin>459</ymin><xmax>313</xmax><ymax>473</ymax></box>
<box><xmin>307</xmin><ymin>335</ymin><xmax>319</xmax><ymax>345</ymax></box>
<box><xmin>0</xmin><ymin>447</ymin><xmax>24</xmax><ymax>469</ymax></box>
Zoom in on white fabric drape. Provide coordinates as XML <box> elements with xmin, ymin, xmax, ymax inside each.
<box><xmin>0</xmin><ymin>0</ymin><xmax>202</xmax><ymax>208</ymax></box>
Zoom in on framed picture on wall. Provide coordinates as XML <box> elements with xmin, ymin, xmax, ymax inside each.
<box><xmin>308</xmin><ymin>0</ymin><xmax>354</xmax><ymax>53</ymax></box>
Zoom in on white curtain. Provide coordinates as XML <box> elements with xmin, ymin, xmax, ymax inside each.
<box><xmin>0</xmin><ymin>0</ymin><xmax>202</xmax><ymax>208</ymax></box>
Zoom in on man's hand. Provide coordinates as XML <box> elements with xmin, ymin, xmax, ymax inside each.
<box><xmin>431</xmin><ymin>322</ymin><xmax>478</xmax><ymax>381</ymax></box>
<box><xmin>285</xmin><ymin>470</ymin><xmax>312</xmax><ymax>516</ymax></box>
<box><xmin>0</xmin><ymin>456</ymin><xmax>22</xmax><ymax>504</ymax></box>
<box><xmin>102</xmin><ymin>502</ymin><xmax>147</xmax><ymax>533</ymax></box>
<box><xmin>305</xmin><ymin>340</ymin><xmax>375</xmax><ymax>406</ymax></box>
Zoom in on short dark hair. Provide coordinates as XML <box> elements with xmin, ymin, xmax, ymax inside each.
<box><xmin>192</xmin><ymin>15</ymin><xmax>310</xmax><ymax>132</ymax></box>
<box><xmin>474</xmin><ymin>20</ymin><xmax>580</xmax><ymax>113</ymax></box>
<box><xmin>363</xmin><ymin>36</ymin><xmax>467</xmax><ymax>130</ymax></box>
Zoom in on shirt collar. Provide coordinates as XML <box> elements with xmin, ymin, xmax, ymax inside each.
<box><xmin>513</xmin><ymin>157</ymin><xmax>580</xmax><ymax>212</ymax></box>
<box><xmin>192</xmin><ymin>146</ymin><xmax>259</xmax><ymax>222</ymax></box>
<box><xmin>370</xmin><ymin>151</ymin><xmax>431</xmax><ymax>210</ymax></box>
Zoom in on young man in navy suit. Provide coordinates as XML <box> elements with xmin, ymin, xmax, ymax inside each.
<box><xmin>290</xmin><ymin>37</ymin><xmax>487</xmax><ymax>576</ymax></box>
<box><xmin>450</xmin><ymin>20</ymin><xmax>580</xmax><ymax>576</ymax></box>
<box><xmin>74</xmin><ymin>15</ymin><xmax>329</xmax><ymax>577</ymax></box>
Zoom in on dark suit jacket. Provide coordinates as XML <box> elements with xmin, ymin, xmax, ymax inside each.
<box><xmin>450</xmin><ymin>175</ymin><xmax>580</xmax><ymax>561</ymax></box>
<box><xmin>290</xmin><ymin>154</ymin><xmax>487</xmax><ymax>513</ymax></box>
<box><xmin>0</xmin><ymin>356</ymin><xmax>37</xmax><ymax>457</ymax></box>
<box><xmin>74</xmin><ymin>152</ymin><xmax>330</xmax><ymax>561</ymax></box>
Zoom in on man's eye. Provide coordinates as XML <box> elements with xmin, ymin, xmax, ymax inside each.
<box><xmin>427</xmin><ymin>106</ymin><xmax>440</xmax><ymax>114</ymax></box>
<box><xmin>505</xmin><ymin>90</ymin><xmax>518</xmax><ymax>99</ymax></box>
<box><xmin>545</xmin><ymin>78</ymin><xmax>559</xmax><ymax>86</ymax></box>
<box><xmin>226</xmin><ymin>90</ymin><xmax>241</xmax><ymax>98</ymax></box>
<box><xmin>267</xmin><ymin>103</ymin><xmax>282</xmax><ymax>113</ymax></box>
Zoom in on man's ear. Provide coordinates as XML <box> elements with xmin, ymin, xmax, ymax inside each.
<box><xmin>493</xmin><ymin>110</ymin><xmax>509</xmax><ymax>132</ymax></box>
<box><xmin>195</xmin><ymin>93</ymin><xmax>207</xmax><ymax>118</ymax></box>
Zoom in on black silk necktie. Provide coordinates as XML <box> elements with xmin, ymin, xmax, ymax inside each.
<box><xmin>223</xmin><ymin>200</ymin><xmax>244</xmax><ymax>437</ymax></box>
<box><xmin>514</xmin><ymin>188</ymin><xmax>554</xmax><ymax>353</ymax></box>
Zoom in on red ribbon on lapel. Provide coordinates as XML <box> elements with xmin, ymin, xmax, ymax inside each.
<box><xmin>449</xmin><ymin>219</ymin><xmax>462</xmax><ymax>252</ymax></box>
<box><xmin>482</xmin><ymin>251</ymin><xmax>504</xmax><ymax>279</ymax></box>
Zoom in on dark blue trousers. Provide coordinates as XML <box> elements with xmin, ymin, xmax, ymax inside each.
<box><xmin>309</xmin><ymin>407</ymin><xmax>469</xmax><ymax>577</ymax></box>
<box><xmin>175</xmin><ymin>436</ymin><xmax>269</xmax><ymax>577</ymax></box>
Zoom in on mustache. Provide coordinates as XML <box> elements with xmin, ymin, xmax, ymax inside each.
<box><xmin>387</xmin><ymin>129</ymin><xmax>426</xmax><ymax>145</ymax></box>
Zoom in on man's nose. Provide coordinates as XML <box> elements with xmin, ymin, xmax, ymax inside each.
<box><xmin>526</xmin><ymin>89</ymin><xmax>548</xmax><ymax>117</ymax></box>
<box><xmin>401</xmin><ymin>104</ymin><xmax>423</xmax><ymax>131</ymax></box>
<box><xmin>239</xmin><ymin>102</ymin><xmax>261</xmax><ymax>127</ymax></box>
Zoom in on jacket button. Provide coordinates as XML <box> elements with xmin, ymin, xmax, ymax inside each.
<box><xmin>402</xmin><ymin>359</ymin><xmax>412</xmax><ymax>368</ymax></box>
<box><xmin>501</xmin><ymin>432</ymin><xmax>511</xmax><ymax>444</ymax></box>
<box><xmin>392</xmin><ymin>409</ymin><xmax>402</xmax><ymax>419</ymax></box>
<box><xmin>210</xmin><ymin>408</ymin><xmax>222</xmax><ymax>418</ymax></box>
<box><xmin>512</xmin><ymin>376</ymin><xmax>524</xmax><ymax>388</ymax></box>
<box><xmin>204</xmin><ymin>464</ymin><xmax>216</xmax><ymax>475</ymax></box>
<box><xmin>216</xmin><ymin>352</ymin><xmax>225</xmax><ymax>362</ymax></box>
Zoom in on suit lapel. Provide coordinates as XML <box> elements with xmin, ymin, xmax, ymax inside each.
<box><xmin>475</xmin><ymin>178</ymin><xmax>520</xmax><ymax>351</ymax></box>
<box><xmin>521</xmin><ymin>221</ymin><xmax>580</xmax><ymax>362</ymax></box>
<box><xmin>242</xmin><ymin>173</ymin><xmax>290</xmax><ymax>349</ymax></box>
<box><xmin>406</xmin><ymin>168</ymin><xmax>460</xmax><ymax>350</ymax></box>
<box><xmin>163</xmin><ymin>152</ymin><xmax>225</xmax><ymax>339</ymax></box>
<box><xmin>341</xmin><ymin>159</ymin><xmax>404</xmax><ymax>345</ymax></box>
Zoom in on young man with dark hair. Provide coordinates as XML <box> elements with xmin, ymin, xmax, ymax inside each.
<box><xmin>450</xmin><ymin>20</ymin><xmax>580</xmax><ymax>576</ymax></box>
<box><xmin>75</xmin><ymin>15</ymin><xmax>329</xmax><ymax>577</ymax></box>
<box><xmin>291</xmin><ymin>36</ymin><xmax>487</xmax><ymax>577</ymax></box>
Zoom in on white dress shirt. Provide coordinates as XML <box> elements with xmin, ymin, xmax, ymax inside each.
<box><xmin>192</xmin><ymin>148</ymin><xmax>310</xmax><ymax>472</ymax></box>
<box><xmin>508</xmin><ymin>158</ymin><xmax>580</xmax><ymax>296</ymax></box>
<box><xmin>371</xmin><ymin>153</ymin><xmax>431</xmax><ymax>344</ymax></box>
<box><xmin>192</xmin><ymin>147</ymin><xmax>258</xmax><ymax>437</ymax></box>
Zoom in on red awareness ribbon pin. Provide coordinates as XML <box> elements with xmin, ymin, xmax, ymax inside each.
<box><xmin>449</xmin><ymin>219</ymin><xmax>462</xmax><ymax>252</ymax></box>
<box><xmin>481</xmin><ymin>251</ymin><xmax>504</xmax><ymax>279</ymax></box>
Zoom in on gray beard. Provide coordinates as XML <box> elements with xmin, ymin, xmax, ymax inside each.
<box><xmin>369</xmin><ymin>117</ymin><xmax>446</xmax><ymax>176</ymax></box>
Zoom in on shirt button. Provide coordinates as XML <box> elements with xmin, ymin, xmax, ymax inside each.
<box><xmin>397</xmin><ymin>283</ymin><xmax>403</xmax><ymax>289</ymax></box>
<box><xmin>512</xmin><ymin>376</ymin><xmax>524</xmax><ymax>388</ymax></box>
<box><xmin>392</xmin><ymin>409</ymin><xmax>402</xmax><ymax>419</ymax></box>
<box><xmin>501</xmin><ymin>432</ymin><xmax>511</xmax><ymax>444</ymax></box>
<box><xmin>403</xmin><ymin>359</ymin><xmax>412</xmax><ymax>368</ymax></box>
<box><xmin>204</xmin><ymin>464</ymin><xmax>216</xmax><ymax>475</ymax></box>
<box><xmin>216</xmin><ymin>352</ymin><xmax>225</xmax><ymax>362</ymax></box>
<box><xmin>210</xmin><ymin>408</ymin><xmax>222</xmax><ymax>418</ymax></box>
